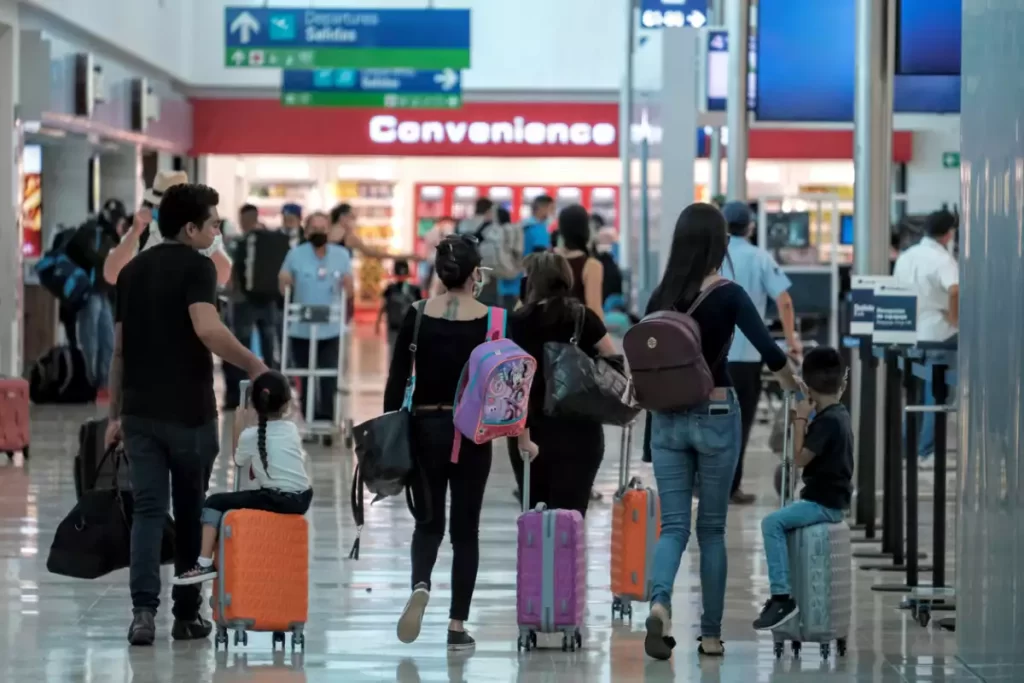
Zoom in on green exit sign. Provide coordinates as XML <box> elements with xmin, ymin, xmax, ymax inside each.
<box><xmin>942</xmin><ymin>152</ymin><xmax>960</xmax><ymax>169</ymax></box>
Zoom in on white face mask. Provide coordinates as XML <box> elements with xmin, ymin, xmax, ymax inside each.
<box><xmin>472</xmin><ymin>267</ymin><xmax>491</xmax><ymax>298</ymax></box>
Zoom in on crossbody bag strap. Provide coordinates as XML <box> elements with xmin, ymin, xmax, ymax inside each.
<box><xmin>402</xmin><ymin>301</ymin><xmax>426</xmax><ymax>410</ymax></box>
<box><xmin>570</xmin><ymin>303</ymin><xmax>584</xmax><ymax>345</ymax></box>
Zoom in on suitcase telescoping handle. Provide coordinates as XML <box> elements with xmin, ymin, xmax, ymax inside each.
<box><xmin>617</xmin><ymin>421</ymin><xmax>635</xmax><ymax>490</ymax></box>
<box><xmin>779</xmin><ymin>391</ymin><xmax>795</xmax><ymax>506</ymax></box>
<box><xmin>233</xmin><ymin>380</ymin><xmax>253</xmax><ymax>493</ymax></box>
<box><xmin>521</xmin><ymin>446</ymin><xmax>531</xmax><ymax>515</ymax></box>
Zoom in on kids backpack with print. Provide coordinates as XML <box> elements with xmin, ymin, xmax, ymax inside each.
<box><xmin>450</xmin><ymin>308</ymin><xmax>537</xmax><ymax>462</ymax></box>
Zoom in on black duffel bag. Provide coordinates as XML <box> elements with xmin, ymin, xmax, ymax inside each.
<box><xmin>47</xmin><ymin>445</ymin><xmax>175</xmax><ymax>579</ymax></box>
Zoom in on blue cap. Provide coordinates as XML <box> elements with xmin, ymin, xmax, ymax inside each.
<box><xmin>282</xmin><ymin>203</ymin><xmax>302</xmax><ymax>218</ymax></box>
<box><xmin>721</xmin><ymin>201</ymin><xmax>752</xmax><ymax>227</ymax></box>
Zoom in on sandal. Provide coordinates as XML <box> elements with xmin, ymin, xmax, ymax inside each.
<box><xmin>697</xmin><ymin>636</ymin><xmax>725</xmax><ymax>657</ymax></box>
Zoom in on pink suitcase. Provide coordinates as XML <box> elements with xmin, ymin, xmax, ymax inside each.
<box><xmin>0</xmin><ymin>378</ymin><xmax>30</xmax><ymax>460</ymax></box>
<box><xmin>516</xmin><ymin>450</ymin><xmax>586</xmax><ymax>652</ymax></box>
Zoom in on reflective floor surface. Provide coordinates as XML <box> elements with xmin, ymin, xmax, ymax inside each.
<box><xmin>0</xmin><ymin>330</ymin><xmax>975</xmax><ymax>682</ymax></box>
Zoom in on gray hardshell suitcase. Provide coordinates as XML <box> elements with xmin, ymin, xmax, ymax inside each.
<box><xmin>772</xmin><ymin>392</ymin><xmax>852</xmax><ymax>660</ymax></box>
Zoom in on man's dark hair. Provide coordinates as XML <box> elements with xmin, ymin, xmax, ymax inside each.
<box><xmin>802</xmin><ymin>347</ymin><xmax>846</xmax><ymax>395</ymax></box>
<box><xmin>393</xmin><ymin>259</ymin><xmax>410</xmax><ymax>277</ymax></box>
<box><xmin>158</xmin><ymin>183</ymin><xmax>219</xmax><ymax>240</ymax></box>
<box><xmin>590</xmin><ymin>212</ymin><xmax>606</xmax><ymax>229</ymax></box>
<box><xmin>924</xmin><ymin>209</ymin><xmax>957</xmax><ymax>239</ymax></box>
<box><xmin>239</xmin><ymin>203</ymin><xmax>258</xmax><ymax>216</ymax></box>
<box><xmin>474</xmin><ymin>198</ymin><xmax>495</xmax><ymax>217</ymax></box>
<box><xmin>532</xmin><ymin>195</ymin><xmax>554</xmax><ymax>213</ymax></box>
<box><xmin>330</xmin><ymin>203</ymin><xmax>353</xmax><ymax>225</ymax></box>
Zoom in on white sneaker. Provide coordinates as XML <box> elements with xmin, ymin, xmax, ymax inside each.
<box><xmin>918</xmin><ymin>454</ymin><xmax>935</xmax><ymax>471</ymax></box>
<box><xmin>397</xmin><ymin>584</ymin><xmax>430</xmax><ymax>644</ymax></box>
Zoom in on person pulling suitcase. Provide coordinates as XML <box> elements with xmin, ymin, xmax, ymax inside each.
<box><xmin>752</xmin><ymin>347</ymin><xmax>853</xmax><ymax>659</ymax></box>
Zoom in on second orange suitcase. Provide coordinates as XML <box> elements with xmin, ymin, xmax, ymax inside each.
<box><xmin>0</xmin><ymin>377</ymin><xmax>30</xmax><ymax>460</ymax></box>
<box><xmin>610</xmin><ymin>421</ymin><xmax>660</xmax><ymax>620</ymax></box>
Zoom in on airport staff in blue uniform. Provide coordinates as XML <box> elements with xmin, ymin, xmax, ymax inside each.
<box><xmin>720</xmin><ymin>202</ymin><xmax>802</xmax><ymax>504</ymax></box>
<box><xmin>279</xmin><ymin>211</ymin><xmax>354</xmax><ymax>423</ymax></box>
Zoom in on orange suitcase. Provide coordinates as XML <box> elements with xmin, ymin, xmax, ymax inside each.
<box><xmin>211</xmin><ymin>509</ymin><xmax>309</xmax><ymax>650</ymax></box>
<box><xmin>211</xmin><ymin>380</ymin><xmax>309</xmax><ymax>652</ymax></box>
<box><xmin>0</xmin><ymin>378</ymin><xmax>30</xmax><ymax>460</ymax></box>
<box><xmin>610</xmin><ymin>421</ymin><xmax>660</xmax><ymax>620</ymax></box>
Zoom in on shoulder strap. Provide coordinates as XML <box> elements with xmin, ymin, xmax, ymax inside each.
<box><xmin>570</xmin><ymin>304</ymin><xmax>584</xmax><ymax>346</ymax></box>
<box><xmin>402</xmin><ymin>302</ymin><xmax>426</xmax><ymax>410</ymax></box>
<box><xmin>486</xmin><ymin>307</ymin><xmax>506</xmax><ymax>341</ymax></box>
<box><xmin>686</xmin><ymin>279</ymin><xmax>731</xmax><ymax>315</ymax></box>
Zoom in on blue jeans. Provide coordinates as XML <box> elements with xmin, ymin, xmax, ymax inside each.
<box><xmin>123</xmin><ymin>416</ymin><xmax>218</xmax><ymax>618</ymax></box>
<box><xmin>76</xmin><ymin>293</ymin><xmax>114</xmax><ymax>389</ymax></box>
<box><xmin>761</xmin><ymin>500</ymin><xmax>844</xmax><ymax>596</ymax></box>
<box><xmin>649</xmin><ymin>390</ymin><xmax>741</xmax><ymax>638</ymax></box>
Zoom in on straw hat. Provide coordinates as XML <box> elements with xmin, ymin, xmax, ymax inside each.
<box><xmin>143</xmin><ymin>170</ymin><xmax>189</xmax><ymax>205</ymax></box>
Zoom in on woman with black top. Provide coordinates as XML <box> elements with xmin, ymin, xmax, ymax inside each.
<box><xmin>555</xmin><ymin>205</ymin><xmax>605</xmax><ymax>321</ymax></box>
<box><xmin>641</xmin><ymin>203</ymin><xmax>798</xmax><ymax>661</ymax></box>
<box><xmin>384</xmin><ymin>234</ymin><xmax>525</xmax><ymax>652</ymax></box>
<box><xmin>507</xmin><ymin>253</ymin><xmax>617</xmax><ymax>516</ymax></box>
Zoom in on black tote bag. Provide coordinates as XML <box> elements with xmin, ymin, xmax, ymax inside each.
<box><xmin>47</xmin><ymin>445</ymin><xmax>175</xmax><ymax>579</ymax></box>
<box><xmin>542</xmin><ymin>305</ymin><xmax>640</xmax><ymax>426</ymax></box>
<box><xmin>349</xmin><ymin>302</ymin><xmax>428</xmax><ymax>559</ymax></box>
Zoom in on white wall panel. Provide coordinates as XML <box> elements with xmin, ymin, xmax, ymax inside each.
<box><xmin>903</xmin><ymin>118</ymin><xmax>960</xmax><ymax>214</ymax></box>
<box><xmin>19</xmin><ymin>0</ymin><xmax>193</xmax><ymax>81</ymax></box>
<box><xmin>189</xmin><ymin>0</ymin><xmax>664</xmax><ymax>92</ymax></box>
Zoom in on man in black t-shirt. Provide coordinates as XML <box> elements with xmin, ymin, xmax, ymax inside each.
<box><xmin>753</xmin><ymin>348</ymin><xmax>853</xmax><ymax>632</ymax></box>
<box><xmin>107</xmin><ymin>183</ymin><xmax>268</xmax><ymax>646</ymax></box>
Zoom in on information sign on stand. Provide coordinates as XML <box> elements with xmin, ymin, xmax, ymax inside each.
<box><xmin>872</xmin><ymin>282</ymin><xmax>918</xmax><ymax>346</ymax></box>
<box><xmin>281</xmin><ymin>68</ymin><xmax>461</xmax><ymax>109</ymax></box>
<box><xmin>224</xmin><ymin>7</ymin><xmax>471</xmax><ymax>70</ymax></box>
<box><xmin>850</xmin><ymin>275</ymin><xmax>894</xmax><ymax>337</ymax></box>
<box><xmin>640</xmin><ymin>0</ymin><xmax>709</xmax><ymax>29</ymax></box>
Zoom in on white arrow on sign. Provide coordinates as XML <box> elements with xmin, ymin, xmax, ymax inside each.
<box><xmin>687</xmin><ymin>10</ymin><xmax>707</xmax><ymax>28</ymax></box>
<box><xmin>231</xmin><ymin>50</ymin><xmax>246</xmax><ymax>66</ymax></box>
<box><xmin>230</xmin><ymin>11</ymin><xmax>261</xmax><ymax>45</ymax></box>
<box><xmin>433</xmin><ymin>68</ymin><xmax>459</xmax><ymax>92</ymax></box>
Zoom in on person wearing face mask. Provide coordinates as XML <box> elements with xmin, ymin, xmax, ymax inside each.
<box><xmin>278</xmin><ymin>211</ymin><xmax>354</xmax><ymax>423</ymax></box>
<box><xmin>103</xmin><ymin>171</ymin><xmax>233</xmax><ymax>287</ymax></box>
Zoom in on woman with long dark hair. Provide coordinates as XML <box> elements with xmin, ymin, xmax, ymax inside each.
<box><xmin>641</xmin><ymin>203</ymin><xmax>797</xmax><ymax>661</ymax></box>
<box><xmin>506</xmin><ymin>253</ymin><xmax>617</xmax><ymax>516</ymax></box>
<box><xmin>556</xmin><ymin>205</ymin><xmax>605</xmax><ymax>320</ymax></box>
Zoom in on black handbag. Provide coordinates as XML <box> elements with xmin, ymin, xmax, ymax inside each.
<box><xmin>349</xmin><ymin>302</ymin><xmax>429</xmax><ymax>559</ymax></box>
<box><xmin>542</xmin><ymin>305</ymin><xmax>641</xmax><ymax>426</ymax></box>
<box><xmin>47</xmin><ymin>444</ymin><xmax>175</xmax><ymax>579</ymax></box>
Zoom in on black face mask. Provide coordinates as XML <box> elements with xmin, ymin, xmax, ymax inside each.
<box><xmin>308</xmin><ymin>233</ymin><xmax>328</xmax><ymax>248</ymax></box>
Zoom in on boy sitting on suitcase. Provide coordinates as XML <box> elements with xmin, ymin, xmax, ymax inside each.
<box><xmin>172</xmin><ymin>371</ymin><xmax>313</xmax><ymax>585</ymax></box>
<box><xmin>753</xmin><ymin>347</ymin><xmax>853</xmax><ymax>631</ymax></box>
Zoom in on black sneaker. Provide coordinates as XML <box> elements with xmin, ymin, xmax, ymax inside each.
<box><xmin>753</xmin><ymin>597</ymin><xmax>800</xmax><ymax>632</ymax></box>
<box><xmin>447</xmin><ymin>629</ymin><xmax>476</xmax><ymax>651</ymax></box>
<box><xmin>172</xmin><ymin>563</ymin><xmax>218</xmax><ymax>586</ymax></box>
<box><xmin>171</xmin><ymin>615</ymin><xmax>213</xmax><ymax>641</ymax></box>
<box><xmin>397</xmin><ymin>583</ymin><xmax>430</xmax><ymax>644</ymax></box>
<box><xmin>127</xmin><ymin>610</ymin><xmax>156</xmax><ymax>646</ymax></box>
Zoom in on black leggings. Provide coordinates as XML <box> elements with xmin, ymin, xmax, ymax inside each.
<box><xmin>728</xmin><ymin>361</ymin><xmax>764</xmax><ymax>495</ymax></box>
<box><xmin>510</xmin><ymin>414</ymin><xmax>605</xmax><ymax>517</ymax></box>
<box><xmin>408</xmin><ymin>412</ymin><xmax>492</xmax><ymax>621</ymax></box>
<box><xmin>202</xmin><ymin>488</ymin><xmax>313</xmax><ymax>529</ymax></box>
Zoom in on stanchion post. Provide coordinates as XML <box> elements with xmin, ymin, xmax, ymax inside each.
<box><xmin>855</xmin><ymin>338</ymin><xmax>879</xmax><ymax>538</ymax></box>
<box><xmin>886</xmin><ymin>348</ymin><xmax>903</xmax><ymax>562</ymax></box>
<box><xmin>931</xmin><ymin>364</ymin><xmax>949</xmax><ymax>588</ymax></box>
<box><xmin>903</xmin><ymin>356</ymin><xmax>919</xmax><ymax>587</ymax></box>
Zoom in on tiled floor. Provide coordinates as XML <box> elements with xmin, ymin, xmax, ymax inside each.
<box><xmin>0</xmin><ymin>332</ymin><xmax>974</xmax><ymax>682</ymax></box>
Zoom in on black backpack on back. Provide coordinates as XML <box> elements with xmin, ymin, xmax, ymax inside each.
<box><xmin>234</xmin><ymin>229</ymin><xmax>292</xmax><ymax>297</ymax></box>
<box><xmin>385</xmin><ymin>283</ymin><xmax>417</xmax><ymax>329</ymax></box>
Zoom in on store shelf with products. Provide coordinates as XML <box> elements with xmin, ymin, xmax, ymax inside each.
<box><xmin>247</xmin><ymin>179</ymin><xmax>319</xmax><ymax>226</ymax></box>
<box><xmin>335</xmin><ymin>180</ymin><xmax>397</xmax><ymax>310</ymax></box>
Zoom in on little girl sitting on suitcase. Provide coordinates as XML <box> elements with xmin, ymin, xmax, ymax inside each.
<box><xmin>753</xmin><ymin>347</ymin><xmax>853</xmax><ymax>631</ymax></box>
<box><xmin>172</xmin><ymin>370</ymin><xmax>313</xmax><ymax>586</ymax></box>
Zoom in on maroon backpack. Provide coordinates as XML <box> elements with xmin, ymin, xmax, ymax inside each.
<box><xmin>623</xmin><ymin>280</ymin><xmax>732</xmax><ymax>411</ymax></box>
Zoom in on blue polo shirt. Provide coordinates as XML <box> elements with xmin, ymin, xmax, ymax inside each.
<box><xmin>280</xmin><ymin>242</ymin><xmax>352</xmax><ymax>340</ymax></box>
<box><xmin>497</xmin><ymin>220</ymin><xmax>552</xmax><ymax>297</ymax></box>
<box><xmin>721</xmin><ymin>235</ymin><xmax>791</xmax><ymax>363</ymax></box>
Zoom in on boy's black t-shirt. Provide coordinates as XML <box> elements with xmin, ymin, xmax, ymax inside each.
<box><xmin>115</xmin><ymin>242</ymin><xmax>219</xmax><ymax>427</ymax></box>
<box><xmin>800</xmin><ymin>403</ymin><xmax>855</xmax><ymax>510</ymax></box>
<box><xmin>382</xmin><ymin>282</ymin><xmax>422</xmax><ymax>330</ymax></box>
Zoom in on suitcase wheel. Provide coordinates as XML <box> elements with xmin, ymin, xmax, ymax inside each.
<box><xmin>517</xmin><ymin>631</ymin><xmax>537</xmax><ymax>652</ymax></box>
<box><xmin>791</xmin><ymin>641</ymin><xmax>802</xmax><ymax>658</ymax></box>
<box><xmin>273</xmin><ymin>631</ymin><xmax>286</xmax><ymax>649</ymax></box>
<box><xmin>773</xmin><ymin>641</ymin><xmax>784</xmax><ymax>659</ymax></box>
<box><xmin>292</xmin><ymin>629</ymin><xmax>306</xmax><ymax>652</ymax></box>
<box><xmin>820</xmin><ymin>642</ymin><xmax>830</xmax><ymax>660</ymax></box>
<box><xmin>561</xmin><ymin>630</ymin><xmax>580</xmax><ymax>652</ymax></box>
<box><xmin>233</xmin><ymin>629</ymin><xmax>248</xmax><ymax>647</ymax></box>
<box><xmin>215</xmin><ymin>627</ymin><xmax>229</xmax><ymax>651</ymax></box>
<box><xmin>836</xmin><ymin>638</ymin><xmax>847</xmax><ymax>657</ymax></box>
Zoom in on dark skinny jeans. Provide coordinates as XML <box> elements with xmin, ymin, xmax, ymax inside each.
<box><xmin>407</xmin><ymin>412</ymin><xmax>492</xmax><ymax>621</ymax></box>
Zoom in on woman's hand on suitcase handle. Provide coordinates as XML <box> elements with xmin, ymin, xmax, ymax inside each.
<box><xmin>518</xmin><ymin>431</ymin><xmax>540</xmax><ymax>461</ymax></box>
<box><xmin>104</xmin><ymin>419</ymin><xmax>122</xmax><ymax>449</ymax></box>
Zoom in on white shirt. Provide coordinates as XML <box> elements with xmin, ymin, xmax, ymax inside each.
<box><xmin>235</xmin><ymin>420</ymin><xmax>310</xmax><ymax>493</ymax></box>
<box><xmin>892</xmin><ymin>236</ymin><xmax>959</xmax><ymax>342</ymax></box>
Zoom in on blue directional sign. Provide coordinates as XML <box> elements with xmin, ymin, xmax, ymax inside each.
<box><xmin>705</xmin><ymin>29</ymin><xmax>757</xmax><ymax>111</ymax></box>
<box><xmin>640</xmin><ymin>0</ymin><xmax>709</xmax><ymax>29</ymax></box>
<box><xmin>224</xmin><ymin>7</ymin><xmax>471</xmax><ymax>69</ymax></box>
<box><xmin>281</xmin><ymin>68</ymin><xmax>462</xmax><ymax>109</ymax></box>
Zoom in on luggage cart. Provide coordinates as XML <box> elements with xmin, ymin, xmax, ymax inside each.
<box><xmin>280</xmin><ymin>288</ymin><xmax>353</xmax><ymax>448</ymax></box>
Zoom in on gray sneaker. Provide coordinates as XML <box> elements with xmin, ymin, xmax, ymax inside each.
<box><xmin>397</xmin><ymin>583</ymin><xmax>430</xmax><ymax>644</ymax></box>
<box><xmin>127</xmin><ymin>610</ymin><xmax>156</xmax><ymax>646</ymax></box>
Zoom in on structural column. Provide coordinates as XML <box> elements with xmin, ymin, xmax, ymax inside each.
<box><xmin>0</xmin><ymin>3</ymin><xmax>21</xmax><ymax>376</ymax></box>
<box><xmin>658</xmin><ymin>27</ymin><xmax>698</xmax><ymax>273</ymax></box>
<box><xmin>41</xmin><ymin>135</ymin><xmax>92</xmax><ymax>242</ymax></box>
<box><xmin>725</xmin><ymin>0</ymin><xmax>749</xmax><ymax>200</ymax></box>
<box><xmin>100</xmin><ymin>144</ymin><xmax>141</xmax><ymax>211</ymax></box>
<box><xmin>707</xmin><ymin>0</ymin><xmax>724</xmax><ymax>200</ymax></box>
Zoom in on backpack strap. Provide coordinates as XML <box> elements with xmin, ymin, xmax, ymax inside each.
<box><xmin>402</xmin><ymin>301</ymin><xmax>426</xmax><ymax>410</ymax></box>
<box><xmin>486</xmin><ymin>307</ymin><xmax>507</xmax><ymax>341</ymax></box>
<box><xmin>685</xmin><ymin>278</ymin><xmax>731</xmax><ymax>315</ymax></box>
